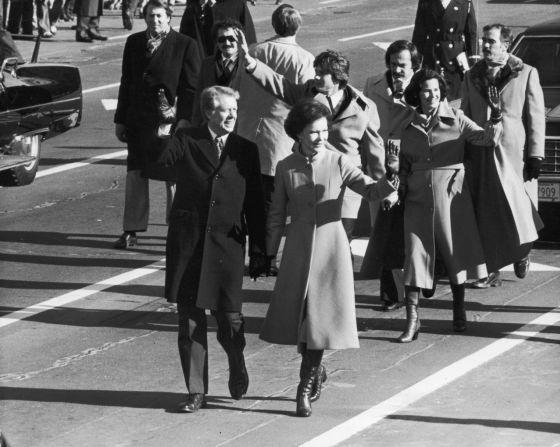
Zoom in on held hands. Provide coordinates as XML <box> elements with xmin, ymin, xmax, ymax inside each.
<box><xmin>115</xmin><ymin>123</ymin><xmax>127</xmax><ymax>143</ymax></box>
<box><xmin>487</xmin><ymin>86</ymin><xmax>502</xmax><ymax>123</ymax></box>
<box><xmin>385</xmin><ymin>139</ymin><xmax>400</xmax><ymax>180</ymax></box>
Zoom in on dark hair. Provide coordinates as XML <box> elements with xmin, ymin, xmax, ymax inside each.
<box><xmin>284</xmin><ymin>98</ymin><xmax>330</xmax><ymax>140</ymax></box>
<box><xmin>482</xmin><ymin>23</ymin><xmax>514</xmax><ymax>47</ymax></box>
<box><xmin>385</xmin><ymin>40</ymin><xmax>422</xmax><ymax>71</ymax></box>
<box><xmin>212</xmin><ymin>18</ymin><xmax>243</xmax><ymax>42</ymax></box>
<box><xmin>313</xmin><ymin>50</ymin><xmax>350</xmax><ymax>87</ymax></box>
<box><xmin>142</xmin><ymin>0</ymin><xmax>173</xmax><ymax>19</ymax></box>
<box><xmin>271</xmin><ymin>4</ymin><xmax>301</xmax><ymax>37</ymax></box>
<box><xmin>404</xmin><ymin>68</ymin><xmax>447</xmax><ymax>108</ymax></box>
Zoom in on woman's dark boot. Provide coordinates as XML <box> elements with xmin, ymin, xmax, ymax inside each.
<box><xmin>309</xmin><ymin>364</ymin><xmax>327</xmax><ymax>402</ymax></box>
<box><xmin>398</xmin><ymin>287</ymin><xmax>420</xmax><ymax>343</ymax></box>
<box><xmin>296</xmin><ymin>349</ymin><xmax>322</xmax><ymax>417</ymax></box>
<box><xmin>451</xmin><ymin>283</ymin><xmax>467</xmax><ymax>332</ymax></box>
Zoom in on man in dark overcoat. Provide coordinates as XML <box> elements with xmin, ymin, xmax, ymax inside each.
<box><xmin>114</xmin><ymin>0</ymin><xmax>201</xmax><ymax>249</ymax></box>
<box><xmin>179</xmin><ymin>0</ymin><xmax>256</xmax><ymax>58</ymax></box>
<box><xmin>412</xmin><ymin>0</ymin><xmax>477</xmax><ymax>100</ymax></box>
<box><xmin>158</xmin><ymin>85</ymin><xmax>267</xmax><ymax>413</ymax></box>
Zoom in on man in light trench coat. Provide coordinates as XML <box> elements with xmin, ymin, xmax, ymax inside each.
<box><xmin>461</xmin><ymin>23</ymin><xmax>545</xmax><ymax>288</ymax></box>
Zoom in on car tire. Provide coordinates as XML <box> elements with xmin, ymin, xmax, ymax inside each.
<box><xmin>0</xmin><ymin>135</ymin><xmax>42</xmax><ymax>186</ymax></box>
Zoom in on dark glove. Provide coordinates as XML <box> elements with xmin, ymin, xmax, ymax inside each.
<box><xmin>249</xmin><ymin>254</ymin><xmax>269</xmax><ymax>280</ymax></box>
<box><xmin>524</xmin><ymin>157</ymin><xmax>542</xmax><ymax>181</ymax></box>
<box><xmin>385</xmin><ymin>140</ymin><xmax>400</xmax><ymax>180</ymax></box>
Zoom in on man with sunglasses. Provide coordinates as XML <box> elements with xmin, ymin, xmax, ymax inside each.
<box><xmin>192</xmin><ymin>18</ymin><xmax>243</xmax><ymax>125</ymax></box>
<box><xmin>179</xmin><ymin>0</ymin><xmax>256</xmax><ymax>58</ymax></box>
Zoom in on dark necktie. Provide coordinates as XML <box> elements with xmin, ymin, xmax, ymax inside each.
<box><xmin>326</xmin><ymin>96</ymin><xmax>336</xmax><ymax>116</ymax></box>
<box><xmin>213</xmin><ymin>136</ymin><xmax>223</xmax><ymax>160</ymax></box>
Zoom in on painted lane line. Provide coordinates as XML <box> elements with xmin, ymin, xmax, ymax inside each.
<box><xmin>320</xmin><ymin>0</ymin><xmax>344</xmax><ymax>4</ymax></box>
<box><xmin>0</xmin><ymin>258</ymin><xmax>166</xmax><ymax>329</ymax></box>
<box><xmin>339</xmin><ymin>24</ymin><xmax>414</xmax><ymax>42</ymax></box>
<box><xmin>83</xmin><ymin>82</ymin><xmax>121</xmax><ymax>94</ymax></box>
<box><xmin>36</xmin><ymin>150</ymin><xmax>128</xmax><ymax>178</ymax></box>
<box><xmin>300</xmin><ymin>307</ymin><xmax>560</xmax><ymax>447</ymax></box>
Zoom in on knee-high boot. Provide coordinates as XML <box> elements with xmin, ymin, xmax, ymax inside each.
<box><xmin>398</xmin><ymin>286</ymin><xmax>420</xmax><ymax>343</ymax></box>
<box><xmin>451</xmin><ymin>283</ymin><xmax>467</xmax><ymax>332</ymax></box>
<box><xmin>296</xmin><ymin>349</ymin><xmax>323</xmax><ymax>417</ymax></box>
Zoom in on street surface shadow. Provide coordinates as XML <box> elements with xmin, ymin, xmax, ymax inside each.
<box><xmin>0</xmin><ymin>230</ymin><xmax>166</xmax><ymax>253</ymax></box>
<box><xmin>39</xmin><ymin>157</ymin><xmax>127</xmax><ymax>166</ymax></box>
<box><xmin>0</xmin><ymin>252</ymin><xmax>162</xmax><ymax>268</ymax></box>
<box><xmin>358</xmin><ymin>317</ymin><xmax>560</xmax><ymax>344</ymax></box>
<box><xmin>386</xmin><ymin>414</ymin><xmax>560</xmax><ymax>434</ymax></box>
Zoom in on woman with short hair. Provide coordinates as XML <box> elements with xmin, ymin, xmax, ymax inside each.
<box><xmin>397</xmin><ymin>68</ymin><xmax>502</xmax><ymax>342</ymax></box>
<box><xmin>260</xmin><ymin>98</ymin><xmax>399</xmax><ymax>417</ymax></box>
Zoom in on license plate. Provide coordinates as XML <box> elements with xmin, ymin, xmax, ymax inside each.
<box><xmin>538</xmin><ymin>182</ymin><xmax>560</xmax><ymax>202</ymax></box>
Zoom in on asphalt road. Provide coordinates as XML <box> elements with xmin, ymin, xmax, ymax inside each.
<box><xmin>1</xmin><ymin>1</ymin><xmax>560</xmax><ymax>446</ymax></box>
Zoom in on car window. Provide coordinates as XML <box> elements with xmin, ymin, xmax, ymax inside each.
<box><xmin>513</xmin><ymin>37</ymin><xmax>560</xmax><ymax>87</ymax></box>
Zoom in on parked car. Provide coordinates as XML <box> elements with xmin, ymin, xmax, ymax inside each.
<box><xmin>511</xmin><ymin>18</ymin><xmax>560</xmax><ymax>242</ymax></box>
<box><xmin>0</xmin><ymin>36</ymin><xmax>82</xmax><ymax>186</ymax></box>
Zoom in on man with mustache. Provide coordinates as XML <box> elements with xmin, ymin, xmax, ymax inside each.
<box><xmin>360</xmin><ymin>40</ymin><xmax>420</xmax><ymax>311</ymax></box>
<box><xmin>461</xmin><ymin>23</ymin><xmax>545</xmax><ymax>288</ymax></box>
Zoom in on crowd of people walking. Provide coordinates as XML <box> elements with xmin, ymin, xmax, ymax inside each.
<box><xmin>110</xmin><ymin>0</ymin><xmax>545</xmax><ymax>418</ymax></box>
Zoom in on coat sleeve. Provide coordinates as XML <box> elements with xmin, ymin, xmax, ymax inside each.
<box><xmin>177</xmin><ymin>38</ymin><xmax>202</xmax><ymax>122</ymax></box>
<box><xmin>464</xmin><ymin>0</ymin><xmax>478</xmax><ymax>57</ymax></box>
<box><xmin>523</xmin><ymin>67</ymin><xmax>545</xmax><ymax>159</ymax></box>
<box><xmin>411</xmin><ymin>0</ymin><xmax>426</xmax><ymax>56</ymax></box>
<box><xmin>243</xmin><ymin>142</ymin><xmax>267</xmax><ymax>257</ymax></box>
<box><xmin>361</xmin><ymin>98</ymin><xmax>386</xmax><ymax>181</ymax></box>
<box><xmin>266</xmin><ymin>160</ymin><xmax>289</xmax><ymax>258</ymax></box>
<box><xmin>114</xmin><ymin>37</ymin><xmax>133</xmax><ymax>124</ymax></box>
<box><xmin>156</xmin><ymin>130</ymin><xmax>188</xmax><ymax>166</ymax></box>
<box><xmin>340</xmin><ymin>155</ymin><xmax>396</xmax><ymax>201</ymax></box>
<box><xmin>457</xmin><ymin>108</ymin><xmax>502</xmax><ymax>147</ymax></box>
<box><xmin>250</xmin><ymin>60</ymin><xmax>311</xmax><ymax>106</ymax></box>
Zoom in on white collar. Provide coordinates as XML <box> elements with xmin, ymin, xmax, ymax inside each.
<box><xmin>327</xmin><ymin>89</ymin><xmax>344</xmax><ymax>108</ymax></box>
<box><xmin>207</xmin><ymin>127</ymin><xmax>228</xmax><ymax>146</ymax></box>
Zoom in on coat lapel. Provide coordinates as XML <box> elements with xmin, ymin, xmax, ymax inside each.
<box><xmin>197</xmin><ymin>126</ymin><xmax>220</xmax><ymax>168</ymax></box>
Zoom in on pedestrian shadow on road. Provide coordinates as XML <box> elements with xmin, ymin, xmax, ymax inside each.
<box><xmin>386</xmin><ymin>414</ymin><xmax>560</xmax><ymax>434</ymax></box>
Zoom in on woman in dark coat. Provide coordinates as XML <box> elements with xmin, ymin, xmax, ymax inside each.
<box><xmin>261</xmin><ymin>99</ymin><xmax>398</xmax><ymax>417</ymax></box>
<box><xmin>113</xmin><ymin>0</ymin><xmax>201</xmax><ymax>249</ymax></box>
<box><xmin>396</xmin><ymin>69</ymin><xmax>501</xmax><ymax>343</ymax></box>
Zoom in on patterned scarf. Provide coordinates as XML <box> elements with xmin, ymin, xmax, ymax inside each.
<box><xmin>146</xmin><ymin>26</ymin><xmax>170</xmax><ymax>57</ymax></box>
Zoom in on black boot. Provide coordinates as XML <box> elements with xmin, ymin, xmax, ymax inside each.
<box><xmin>309</xmin><ymin>364</ymin><xmax>327</xmax><ymax>403</ymax></box>
<box><xmin>296</xmin><ymin>349</ymin><xmax>322</xmax><ymax>417</ymax></box>
<box><xmin>398</xmin><ymin>287</ymin><xmax>420</xmax><ymax>343</ymax></box>
<box><xmin>451</xmin><ymin>283</ymin><xmax>467</xmax><ymax>332</ymax></box>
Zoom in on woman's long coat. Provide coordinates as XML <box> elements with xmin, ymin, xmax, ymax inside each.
<box><xmin>400</xmin><ymin>101</ymin><xmax>500</xmax><ymax>288</ymax></box>
<box><xmin>114</xmin><ymin>30</ymin><xmax>201</xmax><ymax>179</ymax></box>
<box><xmin>260</xmin><ymin>149</ymin><xmax>396</xmax><ymax>349</ymax></box>
<box><xmin>461</xmin><ymin>55</ymin><xmax>545</xmax><ymax>272</ymax></box>
<box><xmin>250</xmin><ymin>60</ymin><xmax>385</xmax><ymax>218</ymax></box>
<box><xmin>158</xmin><ymin>126</ymin><xmax>266</xmax><ymax>311</ymax></box>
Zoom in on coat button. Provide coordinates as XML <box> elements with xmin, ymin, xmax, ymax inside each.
<box><xmin>210</xmin><ymin>200</ymin><xmax>216</xmax><ymax>207</ymax></box>
<box><xmin>436</xmin><ymin>60</ymin><xmax>440</xmax><ymax>65</ymax></box>
<box><xmin>428</xmin><ymin>184</ymin><xmax>432</xmax><ymax>188</ymax></box>
<box><xmin>207</xmin><ymin>226</ymin><xmax>212</xmax><ymax>232</ymax></box>
<box><xmin>436</xmin><ymin>43</ymin><xmax>440</xmax><ymax>47</ymax></box>
<box><xmin>449</xmin><ymin>27</ymin><xmax>454</xmax><ymax>32</ymax></box>
<box><xmin>436</xmin><ymin>28</ymin><xmax>440</xmax><ymax>32</ymax></box>
<box><xmin>449</xmin><ymin>43</ymin><xmax>453</xmax><ymax>48</ymax></box>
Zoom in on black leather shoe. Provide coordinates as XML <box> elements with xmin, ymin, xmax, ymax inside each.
<box><xmin>76</xmin><ymin>30</ymin><xmax>93</xmax><ymax>42</ymax></box>
<box><xmin>228</xmin><ymin>353</ymin><xmax>249</xmax><ymax>400</ymax></box>
<box><xmin>114</xmin><ymin>232</ymin><xmax>137</xmax><ymax>249</ymax></box>
<box><xmin>176</xmin><ymin>394</ymin><xmax>206</xmax><ymax>413</ymax></box>
<box><xmin>471</xmin><ymin>271</ymin><xmax>502</xmax><ymax>289</ymax></box>
<box><xmin>514</xmin><ymin>257</ymin><xmax>530</xmax><ymax>279</ymax></box>
<box><xmin>87</xmin><ymin>29</ymin><xmax>108</xmax><ymax>41</ymax></box>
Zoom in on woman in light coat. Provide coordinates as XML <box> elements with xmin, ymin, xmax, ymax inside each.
<box><xmin>397</xmin><ymin>69</ymin><xmax>502</xmax><ymax>342</ymax></box>
<box><xmin>260</xmin><ymin>99</ymin><xmax>398</xmax><ymax>417</ymax></box>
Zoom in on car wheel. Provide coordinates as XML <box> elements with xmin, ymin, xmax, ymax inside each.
<box><xmin>0</xmin><ymin>134</ymin><xmax>42</xmax><ymax>186</ymax></box>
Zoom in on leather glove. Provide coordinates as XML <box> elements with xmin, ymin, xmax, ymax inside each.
<box><xmin>156</xmin><ymin>87</ymin><xmax>176</xmax><ymax>123</ymax></box>
<box><xmin>385</xmin><ymin>139</ymin><xmax>400</xmax><ymax>180</ymax></box>
<box><xmin>249</xmin><ymin>254</ymin><xmax>270</xmax><ymax>281</ymax></box>
<box><xmin>524</xmin><ymin>157</ymin><xmax>542</xmax><ymax>181</ymax></box>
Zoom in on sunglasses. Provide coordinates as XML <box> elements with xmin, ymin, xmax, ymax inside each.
<box><xmin>217</xmin><ymin>36</ymin><xmax>237</xmax><ymax>44</ymax></box>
